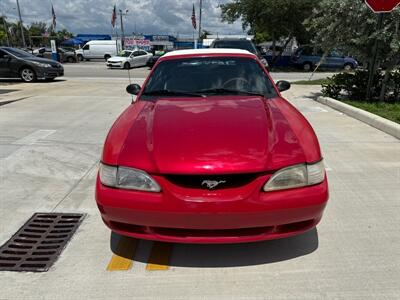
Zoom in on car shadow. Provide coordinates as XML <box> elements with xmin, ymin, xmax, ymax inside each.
<box><xmin>303</xmin><ymin>91</ymin><xmax>323</xmax><ymax>100</ymax></box>
<box><xmin>110</xmin><ymin>228</ymin><xmax>318</xmax><ymax>268</ymax></box>
<box><xmin>0</xmin><ymin>79</ymin><xmax>66</xmax><ymax>84</ymax></box>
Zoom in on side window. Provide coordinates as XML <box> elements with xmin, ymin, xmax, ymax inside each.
<box><xmin>133</xmin><ymin>51</ymin><xmax>139</xmax><ymax>57</ymax></box>
<box><xmin>83</xmin><ymin>45</ymin><xmax>90</xmax><ymax>50</ymax></box>
<box><xmin>139</xmin><ymin>51</ymin><xmax>147</xmax><ymax>56</ymax></box>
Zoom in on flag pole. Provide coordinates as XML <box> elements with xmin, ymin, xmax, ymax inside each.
<box><xmin>198</xmin><ymin>0</ymin><xmax>202</xmax><ymax>40</ymax></box>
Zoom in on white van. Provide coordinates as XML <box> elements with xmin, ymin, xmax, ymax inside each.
<box><xmin>76</xmin><ymin>40</ymin><xmax>121</xmax><ymax>61</ymax></box>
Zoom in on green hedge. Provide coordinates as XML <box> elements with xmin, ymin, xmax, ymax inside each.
<box><xmin>321</xmin><ymin>70</ymin><xmax>400</xmax><ymax>102</ymax></box>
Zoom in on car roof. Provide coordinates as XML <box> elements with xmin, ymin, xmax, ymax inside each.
<box><xmin>162</xmin><ymin>48</ymin><xmax>254</xmax><ymax>58</ymax></box>
<box><xmin>212</xmin><ymin>38</ymin><xmax>252</xmax><ymax>42</ymax></box>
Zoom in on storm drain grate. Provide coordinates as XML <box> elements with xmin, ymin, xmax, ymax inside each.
<box><xmin>0</xmin><ymin>213</ymin><xmax>85</xmax><ymax>272</ymax></box>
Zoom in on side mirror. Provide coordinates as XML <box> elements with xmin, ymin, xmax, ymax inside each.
<box><xmin>126</xmin><ymin>83</ymin><xmax>141</xmax><ymax>95</ymax></box>
<box><xmin>276</xmin><ymin>80</ymin><xmax>291</xmax><ymax>92</ymax></box>
<box><xmin>2</xmin><ymin>54</ymin><xmax>11</xmax><ymax>60</ymax></box>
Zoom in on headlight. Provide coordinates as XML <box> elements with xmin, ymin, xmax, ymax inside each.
<box><xmin>263</xmin><ymin>160</ymin><xmax>325</xmax><ymax>192</ymax></box>
<box><xmin>99</xmin><ymin>163</ymin><xmax>161</xmax><ymax>192</ymax></box>
<box><xmin>31</xmin><ymin>61</ymin><xmax>52</xmax><ymax>68</ymax></box>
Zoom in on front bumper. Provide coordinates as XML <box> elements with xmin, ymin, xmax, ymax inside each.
<box><xmin>37</xmin><ymin>67</ymin><xmax>64</xmax><ymax>79</ymax></box>
<box><xmin>96</xmin><ymin>174</ymin><xmax>329</xmax><ymax>244</ymax></box>
<box><xmin>107</xmin><ymin>62</ymin><xmax>123</xmax><ymax>68</ymax></box>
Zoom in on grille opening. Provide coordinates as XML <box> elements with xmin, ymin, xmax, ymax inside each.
<box><xmin>0</xmin><ymin>256</ymin><xmax>21</xmax><ymax>261</ymax></box>
<box><xmin>9</xmin><ymin>244</ymin><xmax>32</xmax><ymax>249</ymax></box>
<box><xmin>37</xmin><ymin>245</ymin><xmax>60</xmax><ymax>250</ymax></box>
<box><xmin>0</xmin><ymin>263</ymin><xmax>16</xmax><ymax>267</ymax></box>
<box><xmin>32</xmin><ymin>251</ymin><xmax>56</xmax><ymax>256</ymax></box>
<box><xmin>24</xmin><ymin>229</ymin><xmax>46</xmax><ymax>233</ymax></box>
<box><xmin>20</xmin><ymin>234</ymin><xmax>41</xmax><ymax>239</ymax></box>
<box><xmin>20</xmin><ymin>264</ymin><xmax>46</xmax><ymax>268</ymax></box>
<box><xmin>32</xmin><ymin>219</ymin><xmax>54</xmax><ymax>223</ymax></box>
<box><xmin>29</xmin><ymin>224</ymin><xmax>50</xmax><ymax>228</ymax></box>
<box><xmin>46</xmin><ymin>235</ymin><xmax>68</xmax><ymax>239</ymax></box>
<box><xmin>14</xmin><ymin>239</ymin><xmax>37</xmax><ymax>244</ymax></box>
<box><xmin>2</xmin><ymin>250</ymin><xmax>27</xmax><ymax>255</ymax></box>
<box><xmin>166</xmin><ymin>173</ymin><xmax>258</xmax><ymax>190</ymax></box>
<box><xmin>26</xmin><ymin>257</ymin><xmax>50</xmax><ymax>262</ymax></box>
<box><xmin>50</xmin><ymin>230</ymin><xmax>70</xmax><ymax>234</ymax></box>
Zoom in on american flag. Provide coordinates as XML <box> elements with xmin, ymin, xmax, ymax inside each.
<box><xmin>111</xmin><ymin>5</ymin><xmax>117</xmax><ymax>28</ymax></box>
<box><xmin>191</xmin><ymin>4</ymin><xmax>196</xmax><ymax>29</ymax></box>
<box><xmin>51</xmin><ymin>4</ymin><xmax>56</xmax><ymax>31</ymax></box>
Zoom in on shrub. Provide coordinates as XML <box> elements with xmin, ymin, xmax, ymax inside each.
<box><xmin>322</xmin><ymin>70</ymin><xmax>384</xmax><ymax>100</ymax></box>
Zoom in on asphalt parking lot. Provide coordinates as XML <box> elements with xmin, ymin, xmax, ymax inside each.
<box><xmin>0</xmin><ymin>66</ymin><xmax>399</xmax><ymax>299</ymax></box>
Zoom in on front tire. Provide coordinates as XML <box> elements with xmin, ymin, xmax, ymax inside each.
<box><xmin>124</xmin><ymin>62</ymin><xmax>130</xmax><ymax>69</ymax></box>
<box><xmin>303</xmin><ymin>62</ymin><xmax>312</xmax><ymax>72</ymax></box>
<box><xmin>344</xmin><ymin>63</ymin><xmax>354</xmax><ymax>71</ymax></box>
<box><xmin>20</xmin><ymin>68</ymin><xmax>36</xmax><ymax>82</ymax></box>
<box><xmin>77</xmin><ymin>55</ymin><xmax>83</xmax><ymax>61</ymax></box>
<box><xmin>67</xmin><ymin>56</ymin><xmax>75</xmax><ymax>63</ymax></box>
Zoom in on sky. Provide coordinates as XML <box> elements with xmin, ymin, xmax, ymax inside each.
<box><xmin>1</xmin><ymin>0</ymin><xmax>245</xmax><ymax>37</ymax></box>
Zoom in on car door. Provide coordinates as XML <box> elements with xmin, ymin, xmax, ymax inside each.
<box><xmin>131</xmin><ymin>51</ymin><xmax>140</xmax><ymax>67</ymax></box>
<box><xmin>138</xmin><ymin>51</ymin><xmax>149</xmax><ymax>67</ymax></box>
<box><xmin>82</xmin><ymin>44</ymin><xmax>90</xmax><ymax>58</ymax></box>
<box><xmin>0</xmin><ymin>50</ymin><xmax>12</xmax><ymax>77</ymax></box>
<box><xmin>326</xmin><ymin>50</ymin><xmax>345</xmax><ymax>69</ymax></box>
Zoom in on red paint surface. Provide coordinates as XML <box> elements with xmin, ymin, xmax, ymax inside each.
<box><xmin>96</xmin><ymin>51</ymin><xmax>329</xmax><ymax>244</ymax></box>
<box><xmin>365</xmin><ymin>0</ymin><xmax>400</xmax><ymax>12</ymax></box>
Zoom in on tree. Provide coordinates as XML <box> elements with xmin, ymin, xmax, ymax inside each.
<box><xmin>220</xmin><ymin>0</ymin><xmax>318</xmax><ymax>58</ymax></box>
<box><xmin>200</xmin><ymin>29</ymin><xmax>212</xmax><ymax>40</ymax></box>
<box><xmin>306</xmin><ymin>0</ymin><xmax>400</xmax><ymax>101</ymax></box>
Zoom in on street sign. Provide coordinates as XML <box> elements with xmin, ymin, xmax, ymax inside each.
<box><xmin>365</xmin><ymin>0</ymin><xmax>400</xmax><ymax>13</ymax></box>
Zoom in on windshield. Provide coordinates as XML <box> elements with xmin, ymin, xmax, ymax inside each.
<box><xmin>5</xmin><ymin>48</ymin><xmax>35</xmax><ymax>58</ymax></box>
<box><xmin>212</xmin><ymin>41</ymin><xmax>257</xmax><ymax>54</ymax></box>
<box><xmin>142</xmin><ymin>57</ymin><xmax>277</xmax><ymax>99</ymax></box>
<box><xmin>118</xmin><ymin>51</ymin><xmax>132</xmax><ymax>57</ymax></box>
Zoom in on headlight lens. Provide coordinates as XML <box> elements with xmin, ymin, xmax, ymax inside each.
<box><xmin>31</xmin><ymin>61</ymin><xmax>52</xmax><ymax>68</ymax></box>
<box><xmin>263</xmin><ymin>160</ymin><xmax>325</xmax><ymax>192</ymax></box>
<box><xmin>99</xmin><ymin>163</ymin><xmax>161</xmax><ymax>192</ymax></box>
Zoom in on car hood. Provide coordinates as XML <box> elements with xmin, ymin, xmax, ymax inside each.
<box><xmin>109</xmin><ymin>56</ymin><xmax>127</xmax><ymax>62</ymax></box>
<box><xmin>116</xmin><ymin>96</ymin><xmax>307</xmax><ymax>174</ymax></box>
<box><xmin>24</xmin><ymin>57</ymin><xmax>61</xmax><ymax>67</ymax></box>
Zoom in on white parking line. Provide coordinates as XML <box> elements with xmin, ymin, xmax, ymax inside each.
<box><xmin>12</xmin><ymin>130</ymin><xmax>56</xmax><ymax>145</ymax></box>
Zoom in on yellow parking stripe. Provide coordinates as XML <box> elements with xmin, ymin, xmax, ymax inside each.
<box><xmin>106</xmin><ymin>237</ymin><xmax>138</xmax><ymax>271</ymax></box>
<box><xmin>146</xmin><ymin>242</ymin><xmax>172</xmax><ymax>271</ymax></box>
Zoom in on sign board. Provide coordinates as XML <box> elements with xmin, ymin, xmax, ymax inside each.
<box><xmin>50</xmin><ymin>40</ymin><xmax>57</xmax><ymax>53</ymax></box>
<box><xmin>365</xmin><ymin>0</ymin><xmax>400</xmax><ymax>12</ymax></box>
<box><xmin>124</xmin><ymin>38</ymin><xmax>151</xmax><ymax>50</ymax></box>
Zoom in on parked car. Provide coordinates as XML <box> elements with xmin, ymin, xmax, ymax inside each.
<box><xmin>210</xmin><ymin>38</ymin><xmax>269</xmax><ymax>69</ymax></box>
<box><xmin>76</xmin><ymin>40</ymin><xmax>119</xmax><ymax>61</ymax></box>
<box><xmin>107</xmin><ymin>50</ymin><xmax>153</xmax><ymax>69</ymax></box>
<box><xmin>0</xmin><ymin>47</ymin><xmax>64</xmax><ymax>82</ymax></box>
<box><xmin>292</xmin><ymin>46</ymin><xmax>358</xmax><ymax>71</ymax></box>
<box><xmin>96</xmin><ymin>49</ymin><xmax>329</xmax><ymax>244</ymax></box>
<box><xmin>146</xmin><ymin>50</ymin><xmax>170</xmax><ymax>68</ymax></box>
<box><xmin>34</xmin><ymin>47</ymin><xmax>77</xmax><ymax>63</ymax></box>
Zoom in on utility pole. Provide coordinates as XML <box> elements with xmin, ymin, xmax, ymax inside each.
<box><xmin>119</xmin><ymin>9</ymin><xmax>128</xmax><ymax>48</ymax></box>
<box><xmin>16</xmin><ymin>0</ymin><xmax>26</xmax><ymax>47</ymax></box>
<box><xmin>198</xmin><ymin>0</ymin><xmax>203</xmax><ymax>40</ymax></box>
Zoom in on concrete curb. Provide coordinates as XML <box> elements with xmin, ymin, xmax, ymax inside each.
<box><xmin>316</xmin><ymin>96</ymin><xmax>400</xmax><ymax>140</ymax></box>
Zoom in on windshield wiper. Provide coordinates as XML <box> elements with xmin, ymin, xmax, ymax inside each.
<box><xmin>142</xmin><ymin>89</ymin><xmax>204</xmax><ymax>97</ymax></box>
<box><xmin>195</xmin><ymin>88</ymin><xmax>265</xmax><ymax>97</ymax></box>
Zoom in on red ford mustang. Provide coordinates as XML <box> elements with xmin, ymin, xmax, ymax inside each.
<box><xmin>96</xmin><ymin>49</ymin><xmax>329</xmax><ymax>244</ymax></box>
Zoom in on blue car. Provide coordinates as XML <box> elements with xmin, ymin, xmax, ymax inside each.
<box><xmin>292</xmin><ymin>46</ymin><xmax>358</xmax><ymax>71</ymax></box>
